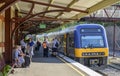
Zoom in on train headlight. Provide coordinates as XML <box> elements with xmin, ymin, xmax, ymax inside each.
<box><xmin>81</xmin><ymin>29</ymin><xmax>84</xmax><ymax>32</ymax></box>
<box><xmin>98</xmin><ymin>29</ymin><xmax>101</xmax><ymax>32</ymax></box>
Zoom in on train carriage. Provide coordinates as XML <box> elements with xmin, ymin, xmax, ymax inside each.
<box><xmin>54</xmin><ymin>24</ymin><xmax>109</xmax><ymax>69</ymax></box>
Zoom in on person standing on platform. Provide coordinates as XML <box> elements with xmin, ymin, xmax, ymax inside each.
<box><xmin>36</xmin><ymin>40</ymin><xmax>41</xmax><ymax>51</ymax></box>
<box><xmin>20</xmin><ymin>38</ymin><xmax>26</xmax><ymax>54</ymax></box>
<box><xmin>42</xmin><ymin>41</ymin><xmax>49</xmax><ymax>57</ymax></box>
<box><xmin>52</xmin><ymin>37</ymin><xmax>59</xmax><ymax>57</ymax></box>
<box><xmin>44</xmin><ymin>38</ymin><xmax>50</xmax><ymax>47</ymax></box>
<box><xmin>28</xmin><ymin>38</ymin><xmax>35</xmax><ymax>60</ymax></box>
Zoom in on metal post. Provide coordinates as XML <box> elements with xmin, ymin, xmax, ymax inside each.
<box><xmin>113</xmin><ymin>21</ymin><xmax>116</xmax><ymax>57</ymax></box>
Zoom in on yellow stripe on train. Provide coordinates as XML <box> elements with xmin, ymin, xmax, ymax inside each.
<box><xmin>75</xmin><ymin>48</ymin><xmax>108</xmax><ymax>57</ymax></box>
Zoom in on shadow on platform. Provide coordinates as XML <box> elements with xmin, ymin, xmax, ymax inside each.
<box><xmin>32</xmin><ymin>51</ymin><xmax>63</xmax><ymax>63</ymax></box>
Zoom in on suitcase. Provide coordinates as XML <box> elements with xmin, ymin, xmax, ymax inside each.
<box><xmin>51</xmin><ymin>48</ymin><xmax>57</xmax><ymax>57</ymax></box>
<box><xmin>24</xmin><ymin>55</ymin><xmax>30</xmax><ymax>67</ymax></box>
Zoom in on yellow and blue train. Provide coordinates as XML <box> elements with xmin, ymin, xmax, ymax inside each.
<box><xmin>57</xmin><ymin>24</ymin><xmax>109</xmax><ymax>69</ymax></box>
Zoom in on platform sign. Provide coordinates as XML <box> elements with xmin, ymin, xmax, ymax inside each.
<box><xmin>39</xmin><ymin>23</ymin><xmax>46</xmax><ymax>29</ymax></box>
<box><xmin>62</xmin><ymin>26</ymin><xmax>65</xmax><ymax>30</ymax></box>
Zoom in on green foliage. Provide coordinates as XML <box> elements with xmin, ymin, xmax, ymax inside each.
<box><xmin>45</xmin><ymin>20</ymin><xmax>120</xmax><ymax>33</ymax></box>
<box><xmin>46</xmin><ymin>21</ymin><xmax>79</xmax><ymax>33</ymax></box>
<box><xmin>0</xmin><ymin>72</ymin><xmax>3</xmax><ymax>76</ymax></box>
<box><xmin>115</xmin><ymin>22</ymin><xmax>120</xmax><ymax>26</ymax></box>
<box><xmin>3</xmin><ymin>65</ymin><xmax>11</xmax><ymax>76</ymax></box>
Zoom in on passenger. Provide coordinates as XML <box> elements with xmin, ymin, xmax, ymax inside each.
<box><xmin>20</xmin><ymin>38</ymin><xmax>26</xmax><ymax>54</ymax></box>
<box><xmin>52</xmin><ymin>38</ymin><xmax>59</xmax><ymax>57</ymax></box>
<box><xmin>27</xmin><ymin>38</ymin><xmax>35</xmax><ymax>61</ymax></box>
<box><xmin>12</xmin><ymin>45</ymin><xmax>25</xmax><ymax>68</ymax></box>
<box><xmin>36</xmin><ymin>40</ymin><xmax>41</xmax><ymax>51</ymax></box>
<box><xmin>18</xmin><ymin>46</ymin><xmax>26</xmax><ymax>67</ymax></box>
<box><xmin>42</xmin><ymin>41</ymin><xmax>49</xmax><ymax>57</ymax></box>
<box><xmin>44</xmin><ymin>38</ymin><xmax>49</xmax><ymax>47</ymax></box>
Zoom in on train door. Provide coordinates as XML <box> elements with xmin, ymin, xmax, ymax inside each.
<box><xmin>58</xmin><ymin>35</ymin><xmax>65</xmax><ymax>54</ymax></box>
<box><xmin>63</xmin><ymin>34</ymin><xmax>67</xmax><ymax>55</ymax></box>
<box><xmin>66</xmin><ymin>32</ymin><xmax>75</xmax><ymax>58</ymax></box>
<box><xmin>66</xmin><ymin>33</ymin><xmax>69</xmax><ymax>56</ymax></box>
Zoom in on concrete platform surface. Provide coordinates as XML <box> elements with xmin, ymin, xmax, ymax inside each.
<box><xmin>109</xmin><ymin>56</ymin><xmax>120</xmax><ymax>64</ymax></box>
<box><xmin>9</xmin><ymin>57</ymin><xmax>83</xmax><ymax>76</ymax></box>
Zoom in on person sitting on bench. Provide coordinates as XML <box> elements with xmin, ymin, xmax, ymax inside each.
<box><xmin>12</xmin><ymin>45</ymin><xmax>25</xmax><ymax>68</ymax></box>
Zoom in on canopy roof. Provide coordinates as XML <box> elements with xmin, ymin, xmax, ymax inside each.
<box><xmin>0</xmin><ymin>0</ymin><xmax>120</xmax><ymax>34</ymax></box>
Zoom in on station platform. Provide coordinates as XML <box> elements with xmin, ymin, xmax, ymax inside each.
<box><xmin>9</xmin><ymin>57</ymin><xmax>84</xmax><ymax>76</ymax></box>
<box><xmin>9</xmin><ymin>50</ymin><xmax>86</xmax><ymax>76</ymax></box>
<box><xmin>109</xmin><ymin>56</ymin><xmax>120</xmax><ymax>64</ymax></box>
<box><xmin>9</xmin><ymin>51</ymin><xmax>102</xmax><ymax>76</ymax></box>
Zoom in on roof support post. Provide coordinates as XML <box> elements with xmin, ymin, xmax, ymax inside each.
<box><xmin>14</xmin><ymin>10</ymin><xmax>19</xmax><ymax>45</ymax></box>
<box><xmin>5</xmin><ymin>7</ymin><xmax>12</xmax><ymax>63</ymax></box>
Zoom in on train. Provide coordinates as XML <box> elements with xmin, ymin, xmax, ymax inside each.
<box><xmin>49</xmin><ymin>24</ymin><xmax>109</xmax><ymax>69</ymax></box>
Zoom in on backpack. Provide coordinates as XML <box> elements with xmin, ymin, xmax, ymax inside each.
<box><xmin>55</xmin><ymin>42</ymin><xmax>59</xmax><ymax>47</ymax></box>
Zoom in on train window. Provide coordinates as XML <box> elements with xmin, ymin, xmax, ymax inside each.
<box><xmin>81</xmin><ymin>28</ymin><xmax>101</xmax><ymax>33</ymax></box>
<box><xmin>81</xmin><ymin>35</ymin><xmax>104</xmax><ymax>48</ymax></box>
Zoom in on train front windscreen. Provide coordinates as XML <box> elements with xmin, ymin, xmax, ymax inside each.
<box><xmin>81</xmin><ymin>35</ymin><xmax>104</xmax><ymax>48</ymax></box>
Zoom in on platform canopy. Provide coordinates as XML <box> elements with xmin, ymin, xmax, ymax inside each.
<box><xmin>0</xmin><ymin>0</ymin><xmax>120</xmax><ymax>34</ymax></box>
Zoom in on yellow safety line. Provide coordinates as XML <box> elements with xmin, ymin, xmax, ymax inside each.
<box><xmin>57</xmin><ymin>56</ymin><xmax>85</xmax><ymax>76</ymax></box>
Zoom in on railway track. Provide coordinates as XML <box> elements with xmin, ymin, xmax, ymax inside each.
<box><xmin>95</xmin><ymin>70</ymin><xmax>108</xmax><ymax>76</ymax></box>
<box><xmin>96</xmin><ymin>64</ymin><xmax>120</xmax><ymax>76</ymax></box>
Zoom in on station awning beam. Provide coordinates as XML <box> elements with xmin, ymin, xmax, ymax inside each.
<box><xmin>0</xmin><ymin>0</ymin><xmax>20</xmax><ymax>14</ymax></box>
<box><xmin>71</xmin><ymin>0</ymin><xmax>120</xmax><ymax>19</ymax></box>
